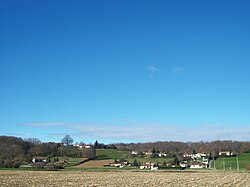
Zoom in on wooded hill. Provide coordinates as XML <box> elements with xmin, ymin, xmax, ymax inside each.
<box><xmin>113</xmin><ymin>140</ymin><xmax>250</xmax><ymax>156</ymax></box>
<box><xmin>0</xmin><ymin>135</ymin><xmax>250</xmax><ymax>168</ymax></box>
<box><xmin>0</xmin><ymin>136</ymin><xmax>95</xmax><ymax>168</ymax></box>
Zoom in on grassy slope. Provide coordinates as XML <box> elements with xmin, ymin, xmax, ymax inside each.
<box><xmin>49</xmin><ymin>157</ymin><xmax>87</xmax><ymax>167</ymax></box>
<box><xmin>127</xmin><ymin>157</ymin><xmax>174</xmax><ymax>164</ymax></box>
<box><xmin>214</xmin><ymin>153</ymin><xmax>250</xmax><ymax>170</ymax></box>
<box><xmin>96</xmin><ymin>149</ymin><xmax>174</xmax><ymax>164</ymax></box>
<box><xmin>96</xmin><ymin>149</ymin><xmax>129</xmax><ymax>160</ymax></box>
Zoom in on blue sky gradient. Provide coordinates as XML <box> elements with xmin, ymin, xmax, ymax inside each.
<box><xmin>1</xmin><ymin>0</ymin><xmax>250</xmax><ymax>143</ymax></box>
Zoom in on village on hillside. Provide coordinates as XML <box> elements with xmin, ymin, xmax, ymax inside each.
<box><xmin>1</xmin><ymin>136</ymin><xmax>249</xmax><ymax>171</ymax></box>
<box><xmin>31</xmin><ymin>141</ymin><xmax>240</xmax><ymax>171</ymax></box>
<box><xmin>30</xmin><ymin>145</ymin><xmax>238</xmax><ymax>171</ymax></box>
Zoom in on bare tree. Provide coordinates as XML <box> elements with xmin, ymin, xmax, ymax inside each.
<box><xmin>24</xmin><ymin>138</ymin><xmax>41</xmax><ymax>145</ymax></box>
<box><xmin>61</xmin><ymin>135</ymin><xmax>73</xmax><ymax>146</ymax></box>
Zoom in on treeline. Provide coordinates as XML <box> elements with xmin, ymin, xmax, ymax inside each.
<box><xmin>0</xmin><ymin>136</ymin><xmax>95</xmax><ymax>168</ymax></box>
<box><xmin>1</xmin><ymin>135</ymin><xmax>250</xmax><ymax>168</ymax></box>
<box><xmin>112</xmin><ymin>140</ymin><xmax>250</xmax><ymax>155</ymax></box>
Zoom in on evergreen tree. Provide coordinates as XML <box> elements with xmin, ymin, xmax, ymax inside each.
<box><xmin>133</xmin><ymin>158</ymin><xmax>139</xmax><ymax>166</ymax></box>
<box><xmin>94</xmin><ymin>140</ymin><xmax>99</xmax><ymax>149</ymax></box>
<box><xmin>163</xmin><ymin>161</ymin><xmax>167</xmax><ymax>166</ymax></box>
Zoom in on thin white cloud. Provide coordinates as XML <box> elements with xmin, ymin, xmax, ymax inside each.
<box><xmin>146</xmin><ymin>66</ymin><xmax>160</xmax><ymax>73</ymax></box>
<box><xmin>19</xmin><ymin>122</ymin><xmax>67</xmax><ymax>127</ymax></box>
<box><xmin>4</xmin><ymin>132</ymin><xmax>32</xmax><ymax>137</ymax></box>
<box><xmin>172</xmin><ymin>67</ymin><xmax>186</xmax><ymax>75</ymax></box>
<box><xmin>19</xmin><ymin>122</ymin><xmax>250</xmax><ymax>142</ymax></box>
<box><xmin>146</xmin><ymin>66</ymin><xmax>160</xmax><ymax>77</ymax></box>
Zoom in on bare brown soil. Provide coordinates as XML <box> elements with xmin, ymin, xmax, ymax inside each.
<box><xmin>0</xmin><ymin>170</ymin><xmax>249</xmax><ymax>187</ymax></box>
<box><xmin>73</xmin><ymin>159</ymin><xmax>113</xmax><ymax>168</ymax></box>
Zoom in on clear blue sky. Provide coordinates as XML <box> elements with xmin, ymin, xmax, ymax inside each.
<box><xmin>1</xmin><ymin>0</ymin><xmax>250</xmax><ymax>143</ymax></box>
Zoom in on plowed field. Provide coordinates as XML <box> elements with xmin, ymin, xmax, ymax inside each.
<box><xmin>73</xmin><ymin>159</ymin><xmax>113</xmax><ymax>168</ymax></box>
<box><xmin>0</xmin><ymin>170</ymin><xmax>249</xmax><ymax>187</ymax></box>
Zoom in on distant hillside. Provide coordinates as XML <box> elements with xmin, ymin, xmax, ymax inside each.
<box><xmin>1</xmin><ymin>135</ymin><xmax>250</xmax><ymax>169</ymax></box>
<box><xmin>96</xmin><ymin>149</ymin><xmax>129</xmax><ymax>160</ymax></box>
<box><xmin>112</xmin><ymin>140</ymin><xmax>250</xmax><ymax>155</ymax></box>
<box><xmin>0</xmin><ymin>136</ymin><xmax>94</xmax><ymax>168</ymax></box>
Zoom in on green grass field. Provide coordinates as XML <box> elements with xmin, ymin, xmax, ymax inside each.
<box><xmin>45</xmin><ymin>156</ymin><xmax>87</xmax><ymax>167</ymax></box>
<box><xmin>95</xmin><ymin>149</ymin><xmax>174</xmax><ymax>165</ymax></box>
<box><xmin>213</xmin><ymin>153</ymin><xmax>250</xmax><ymax>171</ymax></box>
<box><xmin>127</xmin><ymin>157</ymin><xmax>174</xmax><ymax>164</ymax></box>
<box><xmin>96</xmin><ymin>149</ymin><xmax>129</xmax><ymax>160</ymax></box>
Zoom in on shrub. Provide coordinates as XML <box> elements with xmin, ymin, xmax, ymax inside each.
<box><xmin>31</xmin><ymin>163</ymin><xmax>45</xmax><ymax>170</ymax></box>
<box><xmin>44</xmin><ymin>163</ymin><xmax>59</xmax><ymax>171</ymax></box>
<box><xmin>3</xmin><ymin>160</ymin><xmax>14</xmax><ymax>168</ymax></box>
<box><xmin>13</xmin><ymin>161</ymin><xmax>21</xmax><ymax>168</ymax></box>
<box><xmin>0</xmin><ymin>160</ymin><xmax>4</xmax><ymax>168</ymax></box>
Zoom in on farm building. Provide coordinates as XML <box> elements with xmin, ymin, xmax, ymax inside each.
<box><xmin>190</xmin><ymin>162</ymin><xmax>207</xmax><ymax>169</ymax></box>
<box><xmin>219</xmin><ymin>151</ymin><xmax>235</xmax><ymax>157</ymax></box>
<box><xmin>32</xmin><ymin>158</ymin><xmax>47</xmax><ymax>163</ymax></box>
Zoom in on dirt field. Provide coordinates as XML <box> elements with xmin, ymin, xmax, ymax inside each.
<box><xmin>0</xmin><ymin>170</ymin><xmax>249</xmax><ymax>187</ymax></box>
<box><xmin>73</xmin><ymin>159</ymin><xmax>113</xmax><ymax>168</ymax></box>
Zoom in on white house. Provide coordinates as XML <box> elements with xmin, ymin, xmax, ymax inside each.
<box><xmin>184</xmin><ymin>153</ymin><xmax>207</xmax><ymax>158</ymax></box>
<box><xmin>180</xmin><ymin>163</ymin><xmax>188</xmax><ymax>168</ymax></box>
<box><xmin>32</xmin><ymin>158</ymin><xmax>47</xmax><ymax>163</ymax></box>
<box><xmin>158</xmin><ymin>153</ymin><xmax>167</xmax><ymax>157</ymax></box>
<box><xmin>183</xmin><ymin>153</ymin><xmax>208</xmax><ymax>160</ymax></box>
<box><xmin>219</xmin><ymin>151</ymin><xmax>235</xmax><ymax>156</ymax></box>
<box><xmin>74</xmin><ymin>144</ymin><xmax>91</xmax><ymax>149</ymax></box>
<box><xmin>139</xmin><ymin>163</ymin><xmax>155</xmax><ymax>169</ymax></box>
<box><xmin>151</xmin><ymin>167</ymin><xmax>158</xmax><ymax>170</ymax></box>
<box><xmin>74</xmin><ymin>144</ymin><xmax>83</xmax><ymax>148</ymax></box>
<box><xmin>144</xmin><ymin>152</ymin><xmax>152</xmax><ymax>155</ymax></box>
<box><xmin>131</xmin><ymin>151</ymin><xmax>138</xmax><ymax>155</ymax></box>
<box><xmin>84</xmin><ymin>145</ymin><xmax>91</xmax><ymax>149</ymax></box>
<box><xmin>110</xmin><ymin>163</ymin><xmax>122</xmax><ymax>167</ymax></box>
<box><xmin>190</xmin><ymin>162</ymin><xmax>207</xmax><ymax>169</ymax></box>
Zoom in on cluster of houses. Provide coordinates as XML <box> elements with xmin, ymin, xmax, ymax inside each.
<box><xmin>139</xmin><ymin>163</ymin><xmax>158</xmax><ymax>170</ymax></box>
<box><xmin>128</xmin><ymin>150</ymin><xmax>236</xmax><ymax>170</ymax></box>
<box><xmin>131</xmin><ymin>151</ymin><xmax>167</xmax><ymax>157</ymax></box>
<box><xmin>73</xmin><ymin>144</ymin><xmax>91</xmax><ymax>149</ymax></box>
<box><xmin>107</xmin><ymin>151</ymin><xmax>210</xmax><ymax>170</ymax></box>
<box><xmin>105</xmin><ymin>161</ymin><xmax>159</xmax><ymax>170</ymax></box>
<box><xmin>181</xmin><ymin>153</ymin><xmax>209</xmax><ymax>169</ymax></box>
<box><xmin>31</xmin><ymin>157</ymin><xmax>67</xmax><ymax>165</ymax></box>
<box><xmin>30</xmin><ymin>149</ymin><xmax>236</xmax><ymax>170</ymax></box>
<box><xmin>105</xmin><ymin>161</ymin><xmax>131</xmax><ymax>168</ymax></box>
